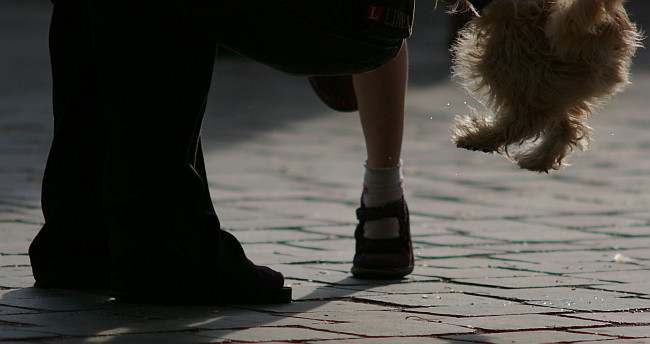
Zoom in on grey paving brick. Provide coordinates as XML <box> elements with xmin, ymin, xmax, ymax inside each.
<box><xmin>323</xmin><ymin>338</ymin><xmax>456</xmax><ymax>344</ymax></box>
<box><xmin>198</xmin><ymin>327</ymin><xmax>361</xmax><ymax>342</ymax></box>
<box><xmin>440</xmin><ymin>314</ymin><xmax>606</xmax><ymax>331</ymax></box>
<box><xmin>0</xmin><ymin>328</ymin><xmax>60</xmax><ymax>341</ymax></box>
<box><xmin>290</xmin><ymin>310</ymin><xmax>473</xmax><ymax>337</ymax></box>
<box><xmin>479</xmin><ymin>286</ymin><xmax>634</xmax><ymax>302</ymax></box>
<box><xmin>563</xmin><ymin>311</ymin><xmax>650</xmax><ymax>324</ymax></box>
<box><xmin>572</xmin><ymin>326</ymin><xmax>650</xmax><ymax>339</ymax></box>
<box><xmin>442</xmin><ymin>330</ymin><xmax>608</xmax><ymax>344</ymax></box>
<box><xmin>589</xmin><ymin>282</ymin><xmax>650</xmax><ymax>296</ymax></box>
<box><xmin>414</xmin><ymin>266</ymin><xmax>538</xmax><ymax>280</ymax></box>
<box><xmin>454</xmin><ymin>274</ymin><xmax>601</xmax><ymax>289</ymax></box>
<box><xmin>420</xmin><ymin>303</ymin><xmax>558</xmax><ymax>317</ymax></box>
<box><xmin>527</xmin><ymin>296</ymin><xmax>650</xmax><ymax>312</ymax></box>
<box><xmin>354</xmin><ymin>292</ymin><xmax>501</xmax><ymax>308</ymax></box>
<box><xmin>568</xmin><ymin>269</ymin><xmax>650</xmax><ymax>284</ymax></box>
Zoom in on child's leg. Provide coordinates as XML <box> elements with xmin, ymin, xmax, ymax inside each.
<box><xmin>351</xmin><ymin>43</ymin><xmax>413</xmax><ymax>278</ymax></box>
<box><xmin>354</xmin><ymin>43</ymin><xmax>407</xmax><ymax>170</ymax></box>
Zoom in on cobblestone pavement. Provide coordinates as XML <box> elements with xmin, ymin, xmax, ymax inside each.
<box><xmin>2</xmin><ymin>1</ymin><xmax>650</xmax><ymax>343</ymax></box>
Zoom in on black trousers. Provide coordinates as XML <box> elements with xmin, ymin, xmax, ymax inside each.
<box><xmin>29</xmin><ymin>0</ymin><xmax>232</xmax><ymax>293</ymax></box>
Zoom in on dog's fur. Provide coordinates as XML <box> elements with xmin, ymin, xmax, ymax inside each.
<box><xmin>449</xmin><ymin>0</ymin><xmax>642</xmax><ymax>172</ymax></box>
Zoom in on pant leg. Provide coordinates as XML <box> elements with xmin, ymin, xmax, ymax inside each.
<box><xmin>85</xmin><ymin>0</ymin><xmax>230</xmax><ymax>295</ymax></box>
<box><xmin>32</xmin><ymin>0</ymin><xmax>285</xmax><ymax>299</ymax></box>
<box><xmin>29</xmin><ymin>0</ymin><xmax>111</xmax><ymax>288</ymax></box>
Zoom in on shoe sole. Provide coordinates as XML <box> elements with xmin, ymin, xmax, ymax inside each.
<box><xmin>111</xmin><ymin>286</ymin><xmax>292</xmax><ymax>305</ymax></box>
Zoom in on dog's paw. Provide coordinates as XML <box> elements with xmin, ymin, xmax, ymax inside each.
<box><xmin>512</xmin><ymin>146</ymin><xmax>566</xmax><ymax>173</ymax></box>
<box><xmin>455</xmin><ymin>136</ymin><xmax>498</xmax><ymax>154</ymax></box>
<box><xmin>453</xmin><ymin>129</ymin><xmax>504</xmax><ymax>154</ymax></box>
<box><xmin>451</xmin><ymin>113</ymin><xmax>505</xmax><ymax>154</ymax></box>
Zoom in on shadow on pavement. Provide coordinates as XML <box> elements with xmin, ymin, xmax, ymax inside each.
<box><xmin>0</xmin><ymin>276</ymin><xmax>485</xmax><ymax>343</ymax></box>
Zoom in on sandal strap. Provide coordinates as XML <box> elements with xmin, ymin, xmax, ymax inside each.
<box><xmin>356</xmin><ymin>199</ymin><xmax>405</xmax><ymax>222</ymax></box>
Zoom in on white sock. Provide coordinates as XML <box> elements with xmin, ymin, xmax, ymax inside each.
<box><xmin>362</xmin><ymin>161</ymin><xmax>404</xmax><ymax>239</ymax></box>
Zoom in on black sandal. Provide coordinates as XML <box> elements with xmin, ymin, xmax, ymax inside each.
<box><xmin>352</xmin><ymin>197</ymin><xmax>414</xmax><ymax>279</ymax></box>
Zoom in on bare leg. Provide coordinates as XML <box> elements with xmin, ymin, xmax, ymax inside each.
<box><xmin>351</xmin><ymin>43</ymin><xmax>413</xmax><ymax>279</ymax></box>
<box><xmin>354</xmin><ymin>42</ymin><xmax>408</xmax><ymax>169</ymax></box>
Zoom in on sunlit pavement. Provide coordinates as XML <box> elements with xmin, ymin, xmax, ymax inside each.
<box><xmin>2</xmin><ymin>1</ymin><xmax>650</xmax><ymax>343</ymax></box>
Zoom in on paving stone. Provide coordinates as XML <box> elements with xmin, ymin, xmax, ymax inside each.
<box><xmin>568</xmin><ymin>269</ymin><xmax>650</xmax><ymax>284</ymax></box>
<box><xmin>491</xmin><ymin>251</ymin><xmax>616</xmax><ymax>264</ymax></box>
<box><xmin>440</xmin><ymin>314</ymin><xmax>605</xmax><ymax>331</ymax></box>
<box><xmin>0</xmin><ymin>304</ymin><xmax>37</xmax><ymax>315</ymax></box>
<box><xmin>578</xmin><ymin>339</ymin><xmax>650</xmax><ymax>344</ymax></box>
<box><xmin>481</xmin><ymin>287</ymin><xmax>636</xmax><ymax>303</ymax></box>
<box><xmin>50</xmin><ymin>332</ymin><xmax>212</xmax><ymax>344</ymax></box>
<box><xmin>226</xmin><ymin>228</ymin><xmax>328</xmax><ymax>244</ymax></box>
<box><xmin>526</xmin><ymin>296</ymin><xmax>650</xmax><ymax>312</ymax></box>
<box><xmin>441</xmin><ymin>330</ymin><xmax>608</xmax><ymax>344</ymax></box>
<box><xmin>592</xmin><ymin>283</ymin><xmax>650</xmax><ymax>296</ymax></box>
<box><xmin>0</xmin><ymin>275</ymin><xmax>33</xmax><ymax>289</ymax></box>
<box><xmin>564</xmin><ymin>311</ymin><xmax>650</xmax><ymax>324</ymax></box>
<box><xmin>414</xmin><ymin>246</ymin><xmax>497</xmax><ymax>259</ymax></box>
<box><xmin>416</xmin><ymin>257</ymin><xmax>501</xmax><ymax>269</ymax></box>
<box><xmin>442</xmin><ymin>220</ymin><xmax>611</xmax><ymax>242</ymax></box>
<box><xmin>408</xmin><ymin>302</ymin><xmax>557</xmax><ymax>317</ymax></box>
<box><xmin>0</xmin><ymin>288</ymin><xmax>116</xmax><ymax>312</ymax></box>
<box><xmin>408</xmin><ymin>199</ymin><xmax>536</xmax><ymax>220</ymax></box>
<box><xmin>243</xmin><ymin>300</ymin><xmax>399</xmax><ymax>314</ymax></box>
<box><xmin>486</xmin><ymin>260</ymin><xmax>644</xmax><ymax>274</ymax></box>
<box><xmin>413</xmin><ymin>234</ymin><xmax>504</xmax><ymax>246</ymax></box>
<box><xmin>0</xmin><ymin>311</ymin><xmax>146</xmax><ymax>337</ymax></box>
<box><xmin>572</xmin><ymin>325</ymin><xmax>650</xmax><ymax>339</ymax></box>
<box><xmin>455</xmin><ymin>274</ymin><xmax>601</xmax><ymax>289</ymax></box>
<box><xmin>340</xmin><ymin>281</ymin><xmax>461</xmax><ymax>295</ymax></box>
<box><xmin>275</xmin><ymin>265</ymin><xmax>363</xmax><ymax>286</ymax></box>
<box><xmin>613</xmin><ymin>249</ymin><xmax>650</xmax><ymax>260</ymax></box>
<box><xmin>198</xmin><ymin>326</ymin><xmax>361</xmax><ymax>342</ymax></box>
<box><xmin>0</xmin><ymin>328</ymin><xmax>60</xmax><ymax>341</ymax></box>
<box><xmin>102</xmin><ymin>307</ymin><xmax>331</xmax><ymax>333</ymax></box>
<box><xmin>354</xmin><ymin>292</ymin><xmax>504</xmax><ymax>308</ymax></box>
<box><xmin>290</xmin><ymin>310</ymin><xmax>473</xmax><ymax>337</ymax></box>
<box><xmin>325</xmin><ymin>338</ymin><xmax>455</xmax><ymax>344</ymax></box>
<box><xmin>477</xmin><ymin>242</ymin><xmax>599</xmax><ymax>254</ymax></box>
<box><xmin>576</xmin><ymin>237</ymin><xmax>650</xmax><ymax>251</ymax></box>
<box><xmin>414</xmin><ymin>266</ymin><xmax>537</xmax><ymax>280</ymax></box>
<box><xmin>289</xmin><ymin>284</ymin><xmax>377</xmax><ymax>301</ymax></box>
<box><xmin>523</xmin><ymin>215</ymin><xmax>648</xmax><ymax>232</ymax></box>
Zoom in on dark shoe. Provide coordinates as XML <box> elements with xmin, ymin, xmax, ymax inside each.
<box><xmin>308</xmin><ymin>75</ymin><xmax>358</xmax><ymax>112</ymax></box>
<box><xmin>352</xmin><ymin>197</ymin><xmax>414</xmax><ymax>279</ymax></box>
<box><xmin>111</xmin><ymin>266</ymin><xmax>292</xmax><ymax>305</ymax></box>
<box><xmin>110</xmin><ymin>230</ymin><xmax>292</xmax><ymax>305</ymax></box>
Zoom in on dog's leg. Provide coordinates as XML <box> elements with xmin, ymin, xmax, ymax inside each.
<box><xmin>513</xmin><ymin>112</ymin><xmax>590</xmax><ymax>172</ymax></box>
<box><xmin>452</xmin><ymin>106</ymin><xmax>551</xmax><ymax>155</ymax></box>
<box><xmin>452</xmin><ymin>109</ymin><xmax>505</xmax><ymax>153</ymax></box>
